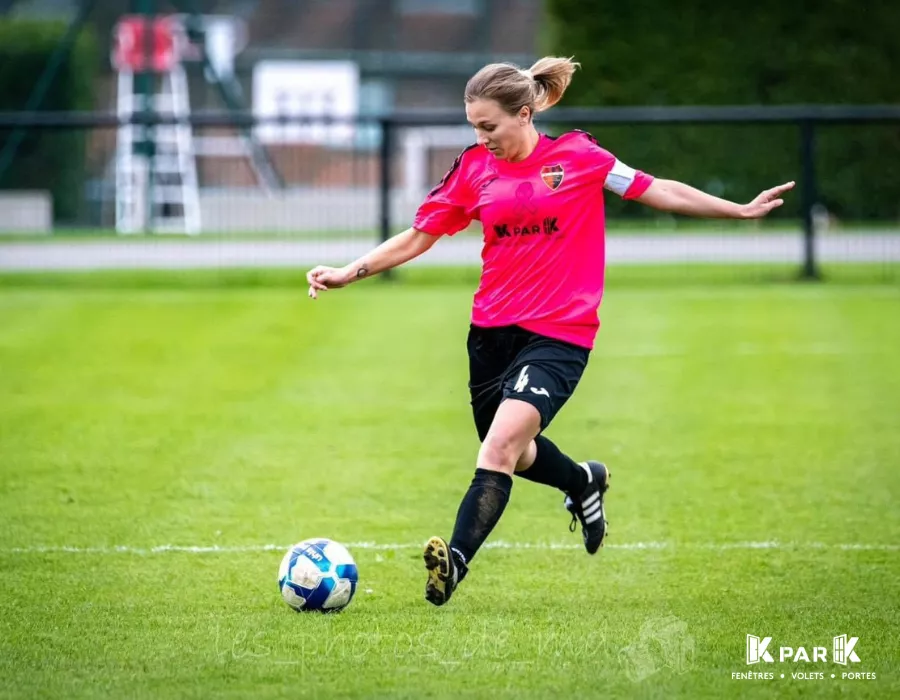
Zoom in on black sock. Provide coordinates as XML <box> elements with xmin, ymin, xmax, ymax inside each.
<box><xmin>449</xmin><ymin>469</ymin><xmax>513</xmax><ymax>567</ymax></box>
<box><xmin>517</xmin><ymin>435</ymin><xmax>589</xmax><ymax>496</ymax></box>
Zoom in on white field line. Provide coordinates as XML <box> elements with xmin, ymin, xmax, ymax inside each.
<box><xmin>2</xmin><ymin>541</ymin><xmax>898</xmax><ymax>555</ymax></box>
<box><xmin>597</xmin><ymin>344</ymin><xmax>871</xmax><ymax>359</ymax></box>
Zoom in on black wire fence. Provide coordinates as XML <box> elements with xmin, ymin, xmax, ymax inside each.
<box><xmin>0</xmin><ymin>106</ymin><xmax>898</xmax><ymax>281</ymax></box>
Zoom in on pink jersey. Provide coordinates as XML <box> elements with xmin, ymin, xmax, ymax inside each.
<box><xmin>413</xmin><ymin>131</ymin><xmax>654</xmax><ymax>349</ymax></box>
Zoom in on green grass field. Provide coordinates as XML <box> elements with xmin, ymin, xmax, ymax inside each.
<box><xmin>1</xmin><ymin>268</ymin><xmax>898</xmax><ymax>698</ymax></box>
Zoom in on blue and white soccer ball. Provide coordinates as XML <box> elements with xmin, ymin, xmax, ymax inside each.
<box><xmin>278</xmin><ymin>539</ymin><xmax>359</xmax><ymax>613</ymax></box>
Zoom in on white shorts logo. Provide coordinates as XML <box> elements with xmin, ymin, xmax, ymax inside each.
<box><xmin>513</xmin><ymin>366</ymin><xmax>549</xmax><ymax>397</ymax></box>
<box><xmin>513</xmin><ymin>366</ymin><xmax>530</xmax><ymax>393</ymax></box>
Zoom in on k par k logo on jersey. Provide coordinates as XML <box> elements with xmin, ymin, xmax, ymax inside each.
<box><xmin>746</xmin><ymin>634</ymin><xmax>860</xmax><ymax>665</ymax></box>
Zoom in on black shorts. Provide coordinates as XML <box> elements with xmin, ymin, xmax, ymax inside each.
<box><xmin>467</xmin><ymin>323</ymin><xmax>590</xmax><ymax>441</ymax></box>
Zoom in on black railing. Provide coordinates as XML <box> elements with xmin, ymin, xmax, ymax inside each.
<box><xmin>1</xmin><ymin>104</ymin><xmax>899</xmax><ymax>279</ymax></box>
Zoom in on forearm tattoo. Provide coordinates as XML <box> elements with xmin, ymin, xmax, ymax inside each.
<box><xmin>356</xmin><ymin>265</ymin><xmax>369</xmax><ymax>279</ymax></box>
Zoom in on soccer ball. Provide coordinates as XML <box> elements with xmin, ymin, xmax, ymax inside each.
<box><xmin>278</xmin><ymin>539</ymin><xmax>359</xmax><ymax>613</ymax></box>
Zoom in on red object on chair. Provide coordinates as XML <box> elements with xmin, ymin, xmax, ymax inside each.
<box><xmin>112</xmin><ymin>16</ymin><xmax>180</xmax><ymax>72</ymax></box>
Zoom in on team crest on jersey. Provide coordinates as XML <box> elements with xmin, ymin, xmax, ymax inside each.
<box><xmin>540</xmin><ymin>164</ymin><xmax>564</xmax><ymax>191</ymax></box>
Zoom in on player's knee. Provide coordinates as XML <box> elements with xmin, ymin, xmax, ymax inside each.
<box><xmin>514</xmin><ymin>439</ymin><xmax>537</xmax><ymax>472</ymax></box>
<box><xmin>477</xmin><ymin>431</ymin><xmax>525</xmax><ymax>474</ymax></box>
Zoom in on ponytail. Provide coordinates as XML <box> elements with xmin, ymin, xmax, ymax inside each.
<box><xmin>529</xmin><ymin>56</ymin><xmax>580</xmax><ymax>112</ymax></box>
<box><xmin>465</xmin><ymin>55</ymin><xmax>580</xmax><ymax>116</ymax></box>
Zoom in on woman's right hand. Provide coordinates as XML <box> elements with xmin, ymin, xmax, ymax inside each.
<box><xmin>305</xmin><ymin>228</ymin><xmax>436</xmax><ymax>299</ymax></box>
<box><xmin>306</xmin><ymin>265</ymin><xmax>352</xmax><ymax>299</ymax></box>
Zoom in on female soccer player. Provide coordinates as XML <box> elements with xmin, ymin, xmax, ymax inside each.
<box><xmin>306</xmin><ymin>57</ymin><xmax>794</xmax><ymax>607</ymax></box>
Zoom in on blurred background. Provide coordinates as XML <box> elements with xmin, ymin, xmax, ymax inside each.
<box><xmin>2</xmin><ymin>6</ymin><xmax>899</xmax><ymax>696</ymax></box>
<box><xmin>0</xmin><ymin>0</ymin><xmax>897</xmax><ymax>278</ymax></box>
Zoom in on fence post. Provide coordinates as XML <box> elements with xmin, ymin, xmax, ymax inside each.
<box><xmin>379</xmin><ymin>117</ymin><xmax>393</xmax><ymax>279</ymax></box>
<box><xmin>134</xmin><ymin>0</ymin><xmax>157</xmax><ymax>234</ymax></box>
<box><xmin>799</xmin><ymin>119</ymin><xmax>820</xmax><ymax>280</ymax></box>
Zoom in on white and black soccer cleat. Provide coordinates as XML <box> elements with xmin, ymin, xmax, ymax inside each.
<box><xmin>564</xmin><ymin>461</ymin><xmax>610</xmax><ymax>554</ymax></box>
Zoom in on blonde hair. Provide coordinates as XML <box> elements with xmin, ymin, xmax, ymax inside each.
<box><xmin>465</xmin><ymin>56</ymin><xmax>580</xmax><ymax>117</ymax></box>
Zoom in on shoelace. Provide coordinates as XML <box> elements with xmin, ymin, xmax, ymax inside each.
<box><xmin>565</xmin><ymin>497</ymin><xmax>579</xmax><ymax>532</ymax></box>
<box><xmin>565</xmin><ymin>495</ymin><xmax>609</xmax><ymax>534</ymax></box>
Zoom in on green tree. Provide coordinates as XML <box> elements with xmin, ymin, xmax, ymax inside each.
<box><xmin>545</xmin><ymin>0</ymin><xmax>900</xmax><ymax>220</ymax></box>
<box><xmin>0</xmin><ymin>19</ymin><xmax>98</xmax><ymax>223</ymax></box>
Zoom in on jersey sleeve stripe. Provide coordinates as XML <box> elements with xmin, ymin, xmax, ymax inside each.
<box><xmin>427</xmin><ymin>143</ymin><xmax>479</xmax><ymax>197</ymax></box>
<box><xmin>571</xmin><ymin>128</ymin><xmax>601</xmax><ymax>146</ymax></box>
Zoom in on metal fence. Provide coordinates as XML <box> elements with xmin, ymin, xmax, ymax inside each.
<box><xmin>0</xmin><ymin>105</ymin><xmax>899</xmax><ymax>279</ymax></box>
